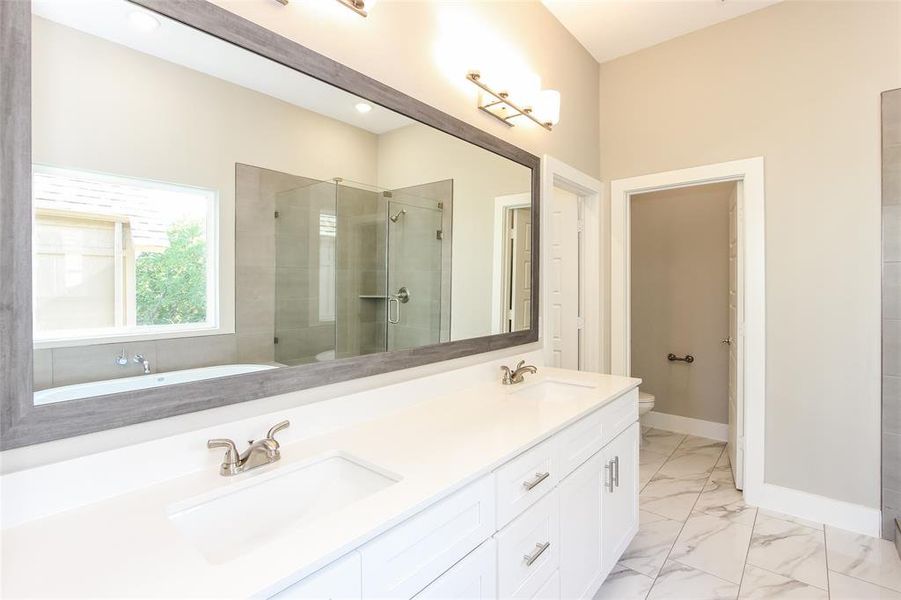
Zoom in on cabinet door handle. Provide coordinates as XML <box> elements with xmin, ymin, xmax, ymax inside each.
<box><xmin>614</xmin><ymin>455</ymin><xmax>620</xmax><ymax>488</ymax></box>
<box><xmin>522</xmin><ymin>471</ymin><xmax>550</xmax><ymax>491</ymax></box>
<box><xmin>523</xmin><ymin>541</ymin><xmax>550</xmax><ymax>566</ymax></box>
<box><xmin>604</xmin><ymin>460</ymin><xmax>614</xmax><ymax>493</ymax></box>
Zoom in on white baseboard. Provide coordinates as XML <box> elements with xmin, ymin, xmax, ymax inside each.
<box><xmin>744</xmin><ymin>482</ymin><xmax>882</xmax><ymax>538</ymax></box>
<box><xmin>642</xmin><ymin>411</ymin><xmax>728</xmax><ymax>442</ymax></box>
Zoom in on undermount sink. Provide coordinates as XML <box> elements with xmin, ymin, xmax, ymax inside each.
<box><xmin>509</xmin><ymin>379</ymin><xmax>597</xmax><ymax>402</ymax></box>
<box><xmin>168</xmin><ymin>452</ymin><xmax>399</xmax><ymax>564</ymax></box>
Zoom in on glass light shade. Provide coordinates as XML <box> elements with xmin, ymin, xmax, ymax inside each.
<box><xmin>509</xmin><ymin>72</ymin><xmax>542</xmax><ymax>108</ymax></box>
<box><xmin>535</xmin><ymin>89</ymin><xmax>561</xmax><ymax>126</ymax></box>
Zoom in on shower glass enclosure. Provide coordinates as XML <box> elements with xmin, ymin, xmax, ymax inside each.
<box><xmin>271</xmin><ymin>174</ymin><xmax>450</xmax><ymax>366</ymax></box>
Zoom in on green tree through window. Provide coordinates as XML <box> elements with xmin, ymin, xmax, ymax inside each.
<box><xmin>135</xmin><ymin>221</ymin><xmax>207</xmax><ymax>325</ymax></box>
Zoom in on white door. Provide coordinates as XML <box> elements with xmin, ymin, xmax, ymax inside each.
<box><xmin>727</xmin><ymin>187</ymin><xmax>744</xmax><ymax>489</ymax></box>
<box><xmin>511</xmin><ymin>207</ymin><xmax>533</xmax><ymax>332</ymax></box>
<box><xmin>601</xmin><ymin>423</ymin><xmax>639</xmax><ymax>573</ymax></box>
<box><xmin>549</xmin><ymin>187</ymin><xmax>581</xmax><ymax>369</ymax></box>
<box><xmin>559</xmin><ymin>451</ymin><xmax>604</xmax><ymax>599</ymax></box>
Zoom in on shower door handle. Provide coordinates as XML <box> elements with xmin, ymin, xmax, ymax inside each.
<box><xmin>388</xmin><ymin>296</ymin><xmax>400</xmax><ymax>324</ymax></box>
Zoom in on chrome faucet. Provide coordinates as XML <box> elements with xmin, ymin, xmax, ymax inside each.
<box><xmin>501</xmin><ymin>360</ymin><xmax>538</xmax><ymax>385</ymax></box>
<box><xmin>133</xmin><ymin>354</ymin><xmax>151</xmax><ymax>374</ymax></box>
<box><xmin>208</xmin><ymin>420</ymin><xmax>290</xmax><ymax>476</ymax></box>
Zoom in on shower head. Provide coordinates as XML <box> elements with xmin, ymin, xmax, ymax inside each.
<box><xmin>389</xmin><ymin>209</ymin><xmax>407</xmax><ymax>223</ymax></box>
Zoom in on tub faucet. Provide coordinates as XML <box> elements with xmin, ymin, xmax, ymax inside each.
<box><xmin>208</xmin><ymin>420</ymin><xmax>290</xmax><ymax>476</ymax></box>
<box><xmin>501</xmin><ymin>360</ymin><xmax>538</xmax><ymax>385</ymax></box>
<box><xmin>133</xmin><ymin>354</ymin><xmax>151</xmax><ymax>374</ymax></box>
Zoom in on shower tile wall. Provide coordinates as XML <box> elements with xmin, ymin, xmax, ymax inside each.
<box><xmin>391</xmin><ymin>180</ymin><xmax>453</xmax><ymax>345</ymax></box>
<box><xmin>883</xmin><ymin>88</ymin><xmax>901</xmax><ymax>539</ymax></box>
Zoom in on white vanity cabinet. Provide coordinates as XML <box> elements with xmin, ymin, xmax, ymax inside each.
<box><xmin>600</xmin><ymin>423</ymin><xmax>640</xmax><ymax>574</ymax></box>
<box><xmin>269</xmin><ymin>552</ymin><xmax>362</xmax><ymax>600</ymax></box>
<box><xmin>268</xmin><ymin>388</ymin><xmax>639</xmax><ymax>600</ymax></box>
<box><xmin>558</xmin><ymin>451</ymin><xmax>605</xmax><ymax>599</ymax></box>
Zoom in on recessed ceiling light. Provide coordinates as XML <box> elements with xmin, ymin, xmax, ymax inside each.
<box><xmin>355</xmin><ymin>102</ymin><xmax>373</xmax><ymax>114</ymax></box>
<box><xmin>128</xmin><ymin>11</ymin><xmax>160</xmax><ymax>33</ymax></box>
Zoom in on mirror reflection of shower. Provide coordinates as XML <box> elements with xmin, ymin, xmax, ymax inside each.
<box><xmin>237</xmin><ymin>165</ymin><xmax>453</xmax><ymax>368</ymax></box>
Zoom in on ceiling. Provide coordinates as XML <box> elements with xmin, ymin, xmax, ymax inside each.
<box><xmin>541</xmin><ymin>0</ymin><xmax>781</xmax><ymax>64</ymax></box>
<box><xmin>32</xmin><ymin>0</ymin><xmax>413</xmax><ymax>135</ymax></box>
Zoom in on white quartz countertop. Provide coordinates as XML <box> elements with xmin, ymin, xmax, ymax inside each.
<box><xmin>2</xmin><ymin>369</ymin><xmax>639</xmax><ymax>598</ymax></box>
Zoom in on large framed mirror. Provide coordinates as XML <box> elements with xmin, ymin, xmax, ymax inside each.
<box><xmin>0</xmin><ymin>0</ymin><xmax>540</xmax><ymax>449</ymax></box>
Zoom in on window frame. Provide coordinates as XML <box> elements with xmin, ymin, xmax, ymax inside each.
<box><xmin>31</xmin><ymin>164</ymin><xmax>221</xmax><ymax>349</ymax></box>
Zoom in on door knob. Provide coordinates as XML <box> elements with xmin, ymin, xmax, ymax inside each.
<box><xmin>721</xmin><ymin>337</ymin><xmax>732</xmax><ymax>345</ymax></box>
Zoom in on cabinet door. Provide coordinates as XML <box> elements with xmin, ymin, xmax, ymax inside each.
<box><xmin>558</xmin><ymin>451</ymin><xmax>604</xmax><ymax>600</ymax></box>
<box><xmin>415</xmin><ymin>540</ymin><xmax>497</xmax><ymax>600</ymax></box>
<box><xmin>601</xmin><ymin>422</ymin><xmax>639</xmax><ymax>573</ymax></box>
<box><xmin>269</xmin><ymin>552</ymin><xmax>361</xmax><ymax>600</ymax></box>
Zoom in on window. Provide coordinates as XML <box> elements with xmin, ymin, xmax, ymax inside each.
<box><xmin>32</xmin><ymin>165</ymin><xmax>218</xmax><ymax>345</ymax></box>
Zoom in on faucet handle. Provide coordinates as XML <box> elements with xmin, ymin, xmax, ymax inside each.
<box><xmin>207</xmin><ymin>438</ymin><xmax>239</xmax><ymax>466</ymax></box>
<box><xmin>515</xmin><ymin>360</ymin><xmax>525</xmax><ymax>370</ymax></box>
<box><xmin>267</xmin><ymin>420</ymin><xmax>290</xmax><ymax>441</ymax></box>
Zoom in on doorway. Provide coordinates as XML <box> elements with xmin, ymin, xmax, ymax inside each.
<box><xmin>610</xmin><ymin>157</ymin><xmax>765</xmax><ymax>500</ymax></box>
<box><xmin>628</xmin><ymin>181</ymin><xmax>740</xmax><ymax>487</ymax></box>
<box><xmin>540</xmin><ymin>155</ymin><xmax>604</xmax><ymax>373</ymax></box>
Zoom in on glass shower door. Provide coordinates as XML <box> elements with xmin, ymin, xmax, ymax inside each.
<box><xmin>274</xmin><ymin>179</ymin><xmax>337</xmax><ymax>365</ymax></box>
<box><xmin>386</xmin><ymin>201</ymin><xmax>443</xmax><ymax>351</ymax></box>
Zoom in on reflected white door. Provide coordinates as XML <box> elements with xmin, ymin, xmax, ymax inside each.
<box><xmin>727</xmin><ymin>187</ymin><xmax>744</xmax><ymax>489</ymax></box>
<box><xmin>510</xmin><ymin>207</ymin><xmax>532</xmax><ymax>332</ymax></box>
<box><xmin>549</xmin><ymin>187</ymin><xmax>581</xmax><ymax>369</ymax></box>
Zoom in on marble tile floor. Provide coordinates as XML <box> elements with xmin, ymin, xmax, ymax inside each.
<box><xmin>596</xmin><ymin>428</ymin><xmax>901</xmax><ymax>600</ymax></box>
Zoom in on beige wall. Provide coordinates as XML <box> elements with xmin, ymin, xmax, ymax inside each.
<box><xmin>599</xmin><ymin>1</ymin><xmax>901</xmax><ymax>507</ymax></box>
<box><xmin>631</xmin><ymin>183</ymin><xmax>732</xmax><ymax>424</ymax></box>
<box><xmin>210</xmin><ymin>0</ymin><xmax>601</xmax><ymax>179</ymax></box>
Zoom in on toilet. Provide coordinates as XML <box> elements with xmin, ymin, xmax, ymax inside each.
<box><xmin>638</xmin><ymin>391</ymin><xmax>656</xmax><ymax>446</ymax></box>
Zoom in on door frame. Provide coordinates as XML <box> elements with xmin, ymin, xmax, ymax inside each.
<box><xmin>491</xmin><ymin>193</ymin><xmax>531</xmax><ymax>334</ymax></box>
<box><xmin>541</xmin><ymin>155</ymin><xmax>603</xmax><ymax>372</ymax></box>
<box><xmin>609</xmin><ymin>157</ymin><xmax>765</xmax><ymax>500</ymax></box>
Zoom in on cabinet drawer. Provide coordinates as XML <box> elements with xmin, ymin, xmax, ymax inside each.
<box><xmin>495</xmin><ymin>489</ymin><xmax>559</xmax><ymax>600</ymax></box>
<box><xmin>414</xmin><ymin>539</ymin><xmax>497</xmax><ymax>600</ymax></box>
<box><xmin>531</xmin><ymin>570</ymin><xmax>559</xmax><ymax>600</ymax></box>
<box><xmin>599</xmin><ymin>389</ymin><xmax>639</xmax><ymax>447</ymax></box>
<box><xmin>269</xmin><ymin>552</ymin><xmax>361</xmax><ymax>600</ymax></box>
<box><xmin>495</xmin><ymin>437</ymin><xmax>557</xmax><ymax>527</ymax></box>
<box><xmin>361</xmin><ymin>475</ymin><xmax>496</xmax><ymax>599</ymax></box>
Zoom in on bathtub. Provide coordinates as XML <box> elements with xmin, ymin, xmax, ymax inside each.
<box><xmin>34</xmin><ymin>364</ymin><xmax>278</xmax><ymax>405</ymax></box>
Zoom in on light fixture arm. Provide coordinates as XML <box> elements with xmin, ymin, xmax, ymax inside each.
<box><xmin>466</xmin><ymin>72</ymin><xmax>553</xmax><ymax>131</ymax></box>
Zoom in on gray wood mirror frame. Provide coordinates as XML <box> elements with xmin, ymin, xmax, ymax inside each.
<box><xmin>0</xmin><ymin>0</ymin><xmax>540</xmax><ymax>450</ymax></box>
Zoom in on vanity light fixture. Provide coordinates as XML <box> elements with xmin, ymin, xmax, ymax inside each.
<box><xmin>128</xmin><ymin>10</ymin><xmax>160</xmax><ymax>32</ymax></box>
<box><xmin>355</xmin><ymin>102</ymin><xmax>373</xmax><ymax>114</ymax></box>
<box><xmin>275</xmin><ymin>0</ymin><xmax>375</xmax><ymax>16</ymax></box>
<box><xmin>335</xmin><ymin>0</ymin><xmax>376</xmax><ymax>17</ymax></box>
<box><xmin>466</xmin><ymin>71</ymin><xmax>560</xmax><ymax>131</ymax></box>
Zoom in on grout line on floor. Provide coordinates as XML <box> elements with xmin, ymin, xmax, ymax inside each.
<box><xmin>646</xmin><ymin>442</ymin><xmax>729</xmax><ymax>595</ymax></box>
<box><xmin>638</xmin><ymin>428</ymin><xmax>686</xmax><ymax>494</ymax></box>
<box><xmin>735</xmin><ymin>474</ymin><xmax>758</xmax><ymax>598</ymax></box>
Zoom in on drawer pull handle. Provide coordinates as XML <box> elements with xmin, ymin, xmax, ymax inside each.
<box><xmin>522</xmin><ymin>471</ymin><xmax>550</xmax><ymax>491</ymax></box>
<box><xmin>604</xmin><ymin>461</ymin><xmax>614</xmax><ymax>493</ymax></box>
<box><xmin>613</xmin><ymin>455</ymin><xmax>620</xmax><ymax>488</ymax></box>
<box><xmin>523</xmin><ymin>541</ymin><xmax>550</xmax><ymax>566</ymax></box>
